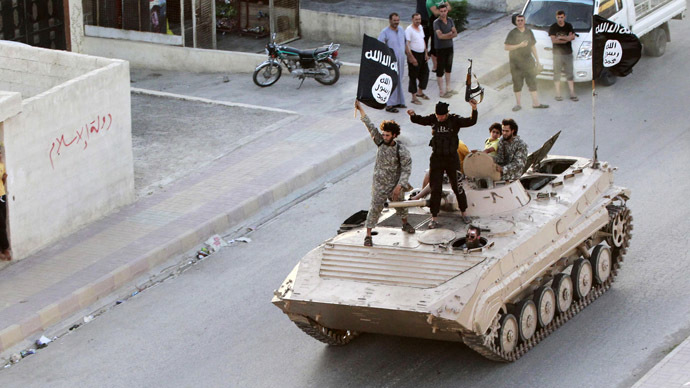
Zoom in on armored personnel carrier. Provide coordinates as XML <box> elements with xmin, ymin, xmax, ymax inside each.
<box><xmin>272</xmin><ymin>134</ymin><xmax>633</xmax><ymax>362</ymax></box>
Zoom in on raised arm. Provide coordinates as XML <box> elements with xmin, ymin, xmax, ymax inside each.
<box><xmin>407</xmin><ymin>110</ymin><xmax>437</xmax><ymax>126</ymax></box>
<box><xmin>355</xmin><ymin>100</ymin><xmax>383</xmax><ymax>146</ymax></box>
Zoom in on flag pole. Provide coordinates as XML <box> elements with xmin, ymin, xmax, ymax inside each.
<box><xmin>591</xmin><ymin>12</ymin><xmax>598</xmax><ymax>168</ymax></box>
<box><xmin>592</xmin><ymin>78</ymin><xmax>598</xmax><ymax>168</ymax></box>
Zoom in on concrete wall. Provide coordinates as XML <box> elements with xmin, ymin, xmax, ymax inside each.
<box><xmin>299</xmin><ymin>9</ymin><xmax>391</xmax><ymax>46</ymax></box>
<box><xmin>467</xmin><ymin>0</ymin><xmax>524</xmax><ymax>12</ymax></box>
<box><xmin>0</xmin><ymin>42</ymin><xmax>135</xmax><ymax>261</ymax></box>
<box><xmin>0</xmin><ymin>43</ymin><xmax>112</xmax><ymax>99</ymax></box>
<box><xmin>83</xmin><ymin>36</ymin><xmax>266</xmax><ymax>72</ymax></box>
<box><xmin>82</xmin><ymin>36</ymin><xmax>360</xmax><ymax>75</ymax></box>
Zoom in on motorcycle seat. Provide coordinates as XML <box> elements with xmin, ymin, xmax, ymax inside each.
<box><xmin>280</xmin><ymin>45</ymin><xmax>330</xmax><ymax>59</ymax></box>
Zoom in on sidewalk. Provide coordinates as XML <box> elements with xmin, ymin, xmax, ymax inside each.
<box><xmin>632</xmin><ymin>336</ymin><xmax>690</xmax><ymax>388</ymax></box>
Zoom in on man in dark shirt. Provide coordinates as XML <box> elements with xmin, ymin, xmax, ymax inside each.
<box><xmin>504</xmin><ymin>14</ymin><xmax>548</xmax><ymax>112</ymax></box>
<box><xmin>433</xmin><ymin>4</ymin><xmax>458</xmax><ymax>98</ymax></box>
<box><xmin>416</xmin><ymin>0</ymin><xmax>431</xmax><ymax>51</ymax></box>
<box><xmin>549</xmin><ymin>10</ymin><xmax>578</xmax><ymax>101</ymax></box>
<box><xmin>407</xmin><ymin>100</ymin><xmax>477</xmax><ymax>227</ymax></box>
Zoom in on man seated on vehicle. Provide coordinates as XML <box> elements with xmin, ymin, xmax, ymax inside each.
<box><xmin>494</xmin><ymin>118</ymin><xmax>528</xmax><ymax>181</ymax></box>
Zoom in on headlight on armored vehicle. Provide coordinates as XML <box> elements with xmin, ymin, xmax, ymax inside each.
<box><xmin>577</xmin><ymin>41</ymin><xmax>592</xmax><ymax>60</ymax></box>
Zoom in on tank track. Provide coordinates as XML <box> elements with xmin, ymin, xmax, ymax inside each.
<box><xmin>462</xmin><ymin>205</ymin><xmax>632</xmax><ymax>362</ymax></box>
<box><xmin>293</xmin><ymin>320</ymin><xmax>359</xmax><ymax>346</ymax></box>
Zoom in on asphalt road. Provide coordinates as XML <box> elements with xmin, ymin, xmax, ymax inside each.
<box><xmin>2</xmin><ymin>18</ymin><xmax>689</xmax><ymax>388</ymax></box>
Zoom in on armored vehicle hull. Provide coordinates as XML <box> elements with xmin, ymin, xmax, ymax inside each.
<box><xmin>272</xmin><ymin>154</ymin><xmax>632</xmax><ymax>361</ymax></box>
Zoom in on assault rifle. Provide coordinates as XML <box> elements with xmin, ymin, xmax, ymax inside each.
<box><xmin>465</xmin><ymin>59</ymin><xmax>484</xmax><ymax>103</ymax></box>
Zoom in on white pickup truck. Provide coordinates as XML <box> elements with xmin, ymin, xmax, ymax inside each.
<box><xmin>521</xmin><ymin>0</ymin><xmax>687</xmax><ymax>85</ymax></box>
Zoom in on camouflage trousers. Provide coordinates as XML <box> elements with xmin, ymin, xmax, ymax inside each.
<box><xmin>365</xmin><ymin>180</ymin><xmax>408</xmax><ymax>229</ymax></box>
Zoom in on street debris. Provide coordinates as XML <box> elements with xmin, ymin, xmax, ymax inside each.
<box><xmin>205</xmin><ymin>234</ymin><xmax>228</xmax><ymax>252</ymax></box>
<box><xmin>83</xmin><ymin>315</ymin><xmax>94</xmax><ymax>323</ymax></box>
<box><xmin>230</xmin><ymin>236</ymin><xmax>252</xmax><ymax>244</ymax></box>
<box><xmin>20</xmin><ymin>349</ymin><xmax>35</xmax><ymax>358</ymax></box>
<box><xmin>197</xmin><ymin>247</ymin><xmax>210</xmax><ymax>259</ymax></box>
<box><xmin>35</xmin><ymin>335</ymin><xmax>51</xmax><ymax>349</ymax></box>
<box><xmin>9</xmin><ymin>353</ymin><xmax>21</xmax><ymax>364</ymax></box>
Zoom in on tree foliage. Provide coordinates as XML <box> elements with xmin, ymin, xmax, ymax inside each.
<box><xmin>448</xmin><ymin>0</ymin><xmax>470</xmax><ymax>32</ymax></box>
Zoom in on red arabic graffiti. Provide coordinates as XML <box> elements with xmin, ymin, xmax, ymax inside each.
<box><xmin>49</xmin><ymin>113</ymin><xmax>113</xmax><ymax>169</ymax></box>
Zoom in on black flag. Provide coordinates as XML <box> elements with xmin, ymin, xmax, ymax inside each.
<box><xmin>592</xmin><ymin>15</ymin><xmax>642</xmax><ymax>79</ymax></box>
<box><xmin>356</xmin><ymin>34</ymin><xmax>399</xmax><ymax>109</ymax></box>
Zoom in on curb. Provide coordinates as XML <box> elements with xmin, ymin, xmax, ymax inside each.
<box><xmin>130</xmin><ymin>88</ymin><xmax>299</xmax><ymax>114</ymax></box>
<box><xmin>631</xmin><ymin>335</ymin><xmax>690</xmax><ymax>388</ymax></box>
<box><xmin>0</xmin><ymin>126</ymin><xmax>375</xmax><ymax>355</ymax></box>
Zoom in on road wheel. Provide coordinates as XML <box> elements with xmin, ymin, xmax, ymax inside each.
<box><xmin>644</xmin><ymin>27</ymin><xmax>667</xmax><ymax>57</ymax></box>
<box><xmin>553</xmin><ymin>273</ymin><xmax>573</xmax><ymax>313</ymax></box>
<box><xmin>607</xmin><ymin>207</ymin><xmax>632</xmax><ymax>248</ymax></box>
<box><xmin>590</xmin><ymin>245</ymin><xmax>612</xmax><ymax>284</ymax></box>
<box><xmin>498</xmin><ymin>313</ymin><xmax>519</xmax><ymax>353</ymax></box>
<box><xmin>515</xmin><ymin>300</ymin><xmax>537</xmax><ymax>342</ymax></box>
<box><xmin>598</xmin><ymin>69</ymin><xmax>617</xmax><ymax>86</ymax></box>
<box><xmin>534</xmin><ymin>286</ymin><xmax>556</xmax><ymax>328</ymax></box>
<box><xmin>315</xmin><ymin>58</ymin><xmax>340</xmax><ymax>85</ymax></box>
<box><xmin>571</xmin><ymin>258</ymin><xmax>593</xmax><ymax>300</ymax></box>
<box><xmin>253</xmin><ymin>62</ymin><xmax>282</xmax><ymax>87</ymax></box>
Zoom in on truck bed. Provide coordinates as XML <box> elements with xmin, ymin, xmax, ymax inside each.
<box><xmin>633</xmin><ymin>0</ymin><xmax>686</xmax><ymax>36</ymax></box>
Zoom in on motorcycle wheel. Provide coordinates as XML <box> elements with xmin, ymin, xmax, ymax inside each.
<box><xmin>253</xmin><ymin>62</ymin><xmax>282</xmax><ymax>87</ymax></box>
<box><xmin>314</xmin><ymin>58</ymin><xmax>340</xmax><ymax>86</ymax></box>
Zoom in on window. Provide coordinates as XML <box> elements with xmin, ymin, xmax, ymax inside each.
<box><xmin>598</xmin><ymin>0</ymin><xmax>618</xmax><ymax>18</ymax></box>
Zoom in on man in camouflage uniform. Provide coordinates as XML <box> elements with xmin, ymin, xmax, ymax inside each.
<box><xmin>494</xmin><ymin>118</ymin><xmax>528</xmax><ymax>181</ymax></box>
<box><xmin>355</xmin><ymin>100</ymin><xmax>414</xmax><ymax>247</ymax></box>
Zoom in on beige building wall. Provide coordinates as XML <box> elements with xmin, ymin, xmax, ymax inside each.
<box><xmin>299</xmin><ymin>9</ymin><xmax>390</xmax><ymax>46</ymax></box>
<box><xmin>0</xmin><ymin>42</ymin><xmax>134</xmax><ymax>261</ymax></box>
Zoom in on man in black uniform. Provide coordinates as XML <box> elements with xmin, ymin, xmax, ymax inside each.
<box><xmin>407</xmin><ymin>100</ymin><xmax>477</xmax><ymax>228</ymax></box>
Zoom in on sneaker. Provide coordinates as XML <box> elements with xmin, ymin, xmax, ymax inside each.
<box><xmin>363</xmin><ymin>236</ymin><xmax>373</xmax><ymax>246</ymax></box>
<box><xmin>428</xmin><ymin>220</ymin><xmax>440</xmax><ymax>229</ymax></box>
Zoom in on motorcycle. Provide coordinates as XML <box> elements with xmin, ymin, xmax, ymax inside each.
<box><xmin>253</xmin><ymin>33</ymin><xmax>342</xmax><ymax>88</ymax></box>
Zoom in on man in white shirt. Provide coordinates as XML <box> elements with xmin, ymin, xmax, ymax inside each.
<box><xmin>405</xmin><ymin>13</ymin><xmax>430</xmax><ymax>105</ymax></box>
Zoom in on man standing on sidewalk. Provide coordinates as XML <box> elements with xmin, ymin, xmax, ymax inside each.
<box><xmin>504</xmin><ymin>14</ymin><xmax>549</xmax><ymax>111</ymax></box>
<box><xmin>426</xmin><ymin>0</ymin><xmax>451</xmax><ymax>73</ymax></box>
<box><xmin>355</xmin><ymin>100</ymin><xmax>414</xmax><ymax>247</ymax></box>
<box><xmin>0</xmin><ymin>146</ymin><xmax>9</xmax><ymax>261</ymax></box>
<box><xmin>407</xmin><ymin>100</ymin><xmax>478</xmax><ymax>228</ymax></box>
<box><xmin>406</xmin><ymin>13</ymin><xmax>430</xmax><ymax>105</ymax></box>
<box><xmin>379</xmin><ymin>13</ymin><xmax>408</xmax><ymax>113</ymax></box>
<box><xmin>416</xmin><ymin>0</ymin><xmax>431</xmax><ymax>52</ymax></box>
<box><xmin>433</xmin><ymin>4</ymin><xmax>458</xmax><ymax>98</ymax></box>
<box><xmin>549</xmin><ymin>10</ymin><xmax>578</xmax><ymax>101</ymax></box>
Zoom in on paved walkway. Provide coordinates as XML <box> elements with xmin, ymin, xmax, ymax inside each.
<box><xmin>632</xmin><ymin>336</ymin><xmax>690</xmax><ymax>388</ymax></box>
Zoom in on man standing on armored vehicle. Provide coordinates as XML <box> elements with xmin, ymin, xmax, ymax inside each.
<box><xmin>355</xmin><ymin>100</ymin><xmax>415</xmax><ymax>247</ymax></box>
<box><xmin>407</xmin><ymin>100</ymin><xmax>477</xmax><ymax>227</ymax></box>
<box><xmin>494</xmin><ymin>118</ymin><xmax>528</xmax><ymax>181</ymax></box>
